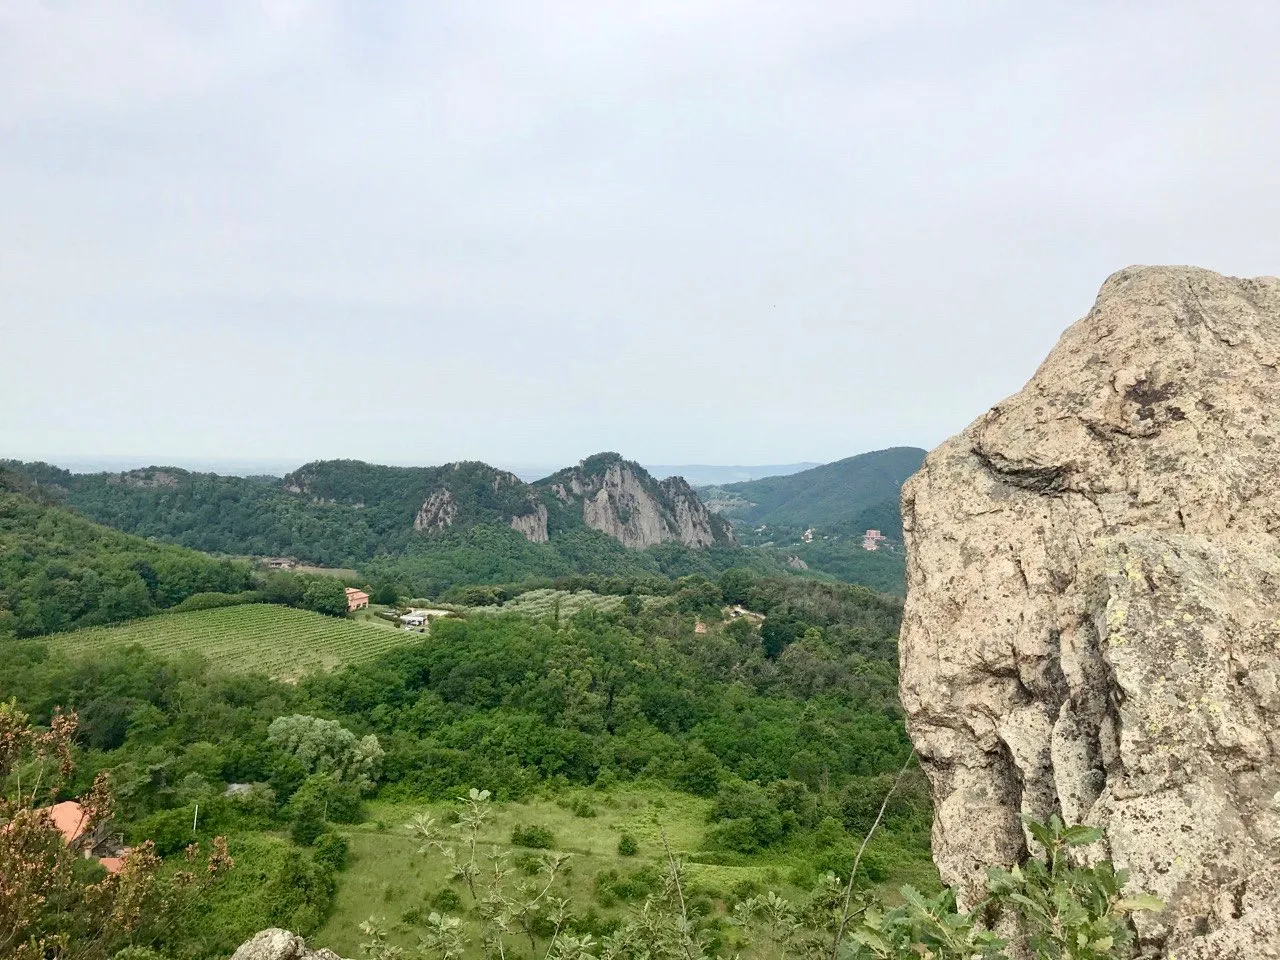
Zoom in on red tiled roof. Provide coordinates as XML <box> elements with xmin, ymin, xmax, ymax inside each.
<box><xmin>47</xmin><ymin>800</ymin><xmax>88</xmax><ymax>845</ymax></box>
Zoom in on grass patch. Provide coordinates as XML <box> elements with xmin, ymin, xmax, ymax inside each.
<box><xmin>312</xmin><ymin>785</ymin><xmax>934</xmax><ymax>957</ymax></box>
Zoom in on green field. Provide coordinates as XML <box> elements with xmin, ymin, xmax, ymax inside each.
<box><xmin>317</xmin><ymin>788</ymin><xmax>770</xmax><ymax>956</ymax></box>
<box><xmin>47</xmin><ymin>604</ymin><xmax>426</xmax><ymax>679</ymax></box>
<box><xmin>313</xmin><ymin>786</ymin><xmax>938</xmax><ymax>957</ymax></box>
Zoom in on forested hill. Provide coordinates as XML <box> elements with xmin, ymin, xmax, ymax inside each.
<box><xmin>0</xmin><ymin>479</ymin><xmax>254</xmax><ymax>638</ymax></box>
<box><xmin>4</xmin><ymin>454</ymin><xmax>733</xmax><ymax>562</ymax></box>
<box><xmin>699</xmin><ymin>446</ymin><xmax>926</xmax><ymax>537</ymax></box>
<box><xmin>3</xmin><ymin>453</ymin><xmax>916</xmax><ymax>595</ymax></box>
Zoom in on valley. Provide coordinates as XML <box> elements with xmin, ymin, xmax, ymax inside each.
<box><xmin>1</xmin><ymin>452</ymin><xmax>929</xmax><ymax>959</ymax></box>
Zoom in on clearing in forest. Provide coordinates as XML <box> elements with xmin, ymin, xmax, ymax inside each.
<box><xmin>46</xmin><ymin>604</ymin><xmax>424</xmax><ymax>679</ymax></box>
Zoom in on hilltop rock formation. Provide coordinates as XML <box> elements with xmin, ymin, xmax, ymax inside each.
<box><xmin>230</xmin><ymin>929</ymin><xmax>345</xmax><ymax>960</ymax></box>
<box><xmin>542</xmin><ymin>454</ymin><xmax>735</xmax><ymax>549</ymax></box>
<box><xmin>900</xmin><ymin>266</ymin><xmax>1280</xmax><ymax>957</ymax></box>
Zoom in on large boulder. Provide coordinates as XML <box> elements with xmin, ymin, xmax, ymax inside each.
<box><xmin>900</xmin><ymin>266</ymin><xmax>1280</xmax><ymax>957</ymax></box>
<box><xmin>229</xmin><ymin>929</ymin><xmax>345</xmax><ymax>960</ymax></box>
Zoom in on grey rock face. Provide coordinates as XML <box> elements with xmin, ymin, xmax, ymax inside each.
<box><xmin>229</xmin><ymin>929</ymin><xmax>344</xmax><ymax>960</ymax></box>
<box><xmin>564</xmin><ymin>460</ymin><xmax>733</xmax><ymax>549</ymax></box>
<box><xmin>900</xmin><ymin>266</ymin><xmax>1280</xmax><ymax>957</ymax></box>
<box><xmin>414</xmin><ymin>488</ymin><xmax>457</xmax><ymax>531</ymax></box>
<box><xmin>509</xmin><ymin>502</ymin><xmax>549</xmax><ymax>543</ymax></box>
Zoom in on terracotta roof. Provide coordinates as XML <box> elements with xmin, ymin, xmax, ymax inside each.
<box><xmin>47</xmin><ymin>800</ymin><xmax>89</xmax><ymax>845</ymax></box>
<box><xmin>98</xmin><ymin>856</ymin><xmax>125</xmax><ymax>874</ymax></box>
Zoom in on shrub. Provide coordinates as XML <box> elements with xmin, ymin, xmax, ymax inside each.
<box><xmin>429</xmin><ymin>887</ymin><xmax>463</xmax><ymax>911</ymax></box>
<box><xmin>514</xmin><ymin>852</ymin><xmax>543</xmax><ymax>875</ymax></box>
<box><xmin>288</xmin><ymin>792</ymin><xmax>325</xmax><ymax>846</ymax></box>
<box><xmin>510</xmin><ymin>824</ymin><xmax>556</xmax><ymax>849</ymax></box>
<box><xmin>313</xmin><ymin>832</ymin><xmax>349</xmax><ymax>871</ymax></box>
<box><xmin>617</xmin><ymin>832</ymin><xmax>639</xmax><ymax>856</ymax></box>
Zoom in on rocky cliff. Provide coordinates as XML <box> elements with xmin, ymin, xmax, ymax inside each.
<box><xmin>900</xmin><ymin>266</ymin><xmax>1280</xmax><ymax>957</ymax></box>
<box><xmin>540</xmin><ymin>453</ymin><xmax>735</xmax><ymax>549</ymax></box>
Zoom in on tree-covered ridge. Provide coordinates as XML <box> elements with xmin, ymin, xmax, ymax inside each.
<box><xmin>2</xmin><ymin>454</ymin><xmax>732</xmax><ymax>558</ymax></box>
<box><xmin>700</xmin><ymin>447</ymin><xmax>926</xmax><ymax>535</ymax></box>
<box><xmin>364</xmin><ymin>525</ymin><xmax>801</xmax><ymax>599</ymax></box>
<box><xmin>284</xmin><ymin>459</ymin><xmax>542</xmax><ymax>530</ymax></box>
<box><xmin>0</xmin><ymin>490</ymin><xmax>254</xmax><ymax>638</ymax></box>
<box><xmin>5</xmin><ymin>459</ymin><xmax>384</xmax><ymax>565</ymax></box>
<box><xmin>2</xmin><ymin>453</ymin><xmax>916</xmax><ymax>594</ymax></box>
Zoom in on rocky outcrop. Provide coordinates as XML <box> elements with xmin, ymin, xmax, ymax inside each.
<box><xmin>229</xmin><ymin>929</ymin><xmax>345</xmax><ymax>960</ymax></box>
<box><xmin>546</xmin><ymin>455</ymin><xmax>734</xmax><ymax>549</ymax></box>
<box><xmin>900</xmin><ymin>266</ymin><xmax>1280</xmax><ymax>958</ymax></box>
<box><xmin>509</xmin><ymin>502</ymin><xmax>549</xmax><ymax>543</ymax></box>
<box><xmin>658</xmin><ymin>476</ymin><xmax>725</xmax><ymax>548</ymax></box>
<box><xmin>414</xmin><ymin>488</ymin><xmax>457</xmax><ymax>531</ymax></box>
<box><xmin>108</xmin><ymin>469</ymin><xmax>182</xmax><ymax>488</ymax></box>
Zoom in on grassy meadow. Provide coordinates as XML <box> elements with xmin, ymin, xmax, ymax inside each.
<box><xmin>46</xmin><ymin>604</ymin><xmax>426</xmax><ymax>679</ymax></box>
<box><xmin>314</xmin><ymin>786</ymin><xmax>938</xmax><ymax>957</ymax></box>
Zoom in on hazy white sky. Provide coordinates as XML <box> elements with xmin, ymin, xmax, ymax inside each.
<box><xmin>3</xmin><ymin>1</ymin><xmax>1279</xmax><ymax>467</ymax></box>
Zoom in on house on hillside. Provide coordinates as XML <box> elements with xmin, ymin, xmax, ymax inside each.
<box><xmin>264</xmin><ymin>557</ymin><xmax>297</xmax><ymax>570</ymax></box>
<box><xmin>862</xmin><ymin>529</ymin><xmax>887</xmax><ymax>551</ymax></box>
<box><xmin>345</xmin><ymin>587</ymin><xmax>370</xmax><ymax>612</ymax></box>
<box><xmin>41</xmin><ymin>800</ymin><xmax>130</xmax><ymax>874</ymax></box>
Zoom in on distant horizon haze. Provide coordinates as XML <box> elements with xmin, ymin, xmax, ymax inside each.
<box><xmin>11</xmin><ymin>453</ymin><xmax>843</xmax><ymax>487</ymax></box>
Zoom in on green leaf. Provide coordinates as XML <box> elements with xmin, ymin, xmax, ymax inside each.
<box><xmin>1115</xmin><ymin>893</ymin><xmax>1164</xmax><ymax>913</ymax></box>
<box><xmin>1060</xmin><ymin>825</ymin><xmax>1104</xmax><ymax>847</ymax></box>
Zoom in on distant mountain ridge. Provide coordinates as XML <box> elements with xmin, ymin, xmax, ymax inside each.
<box><xmin>3</xmin><ymin>453</ymin><xmax>736</xmax><ymax>564</ymax></box>
<box><xmin>698</xmin><ymin>446</ymin><xmax>927</xmax><ymax>537</ymax></box>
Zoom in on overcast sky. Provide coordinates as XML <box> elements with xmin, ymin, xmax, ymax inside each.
<box><xmin>3</xmin><ymin>1</ymin><xmax>1279</xmax><ymax>470</ymax></box>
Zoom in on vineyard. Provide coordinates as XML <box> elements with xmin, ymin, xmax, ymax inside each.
<box><xmin>472</xmin><ymin>588</ymin><xmax>666</xmax><ymax>621</ymax></box>
<box><xmin>47</xmin><ymin>604</ymin><xmax>425</xmax><ymax>679</ymax></box>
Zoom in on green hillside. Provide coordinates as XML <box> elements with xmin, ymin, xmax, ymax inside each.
<box><xmin>700</xmin><ymin>446</ymin><xmax>926</xmax><ymax>536</ymax></box>
<box><xmin>5</xmin><ymin>457</ymin><xmax>899</xmax><ymax>596</ymax></box>
<box><xmin>45</xmin><ymin>604</ymin><xmax>417</xmax><ymax>679</ymax></box>
<box><xmin>0</xmin><ymin>477</ymin><xmax>254</xmax><ymax>639</ymax></box>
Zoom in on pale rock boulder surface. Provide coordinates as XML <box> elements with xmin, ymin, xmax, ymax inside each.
<box><xmin>900</xmin><ymin>266</ymin><xmax>1280</xmax><ymax>957</ymax></box>
<box><xmin>229</xmin><ymin>928</ymin><xmax>345</xmax><ymax>960</ymax></box>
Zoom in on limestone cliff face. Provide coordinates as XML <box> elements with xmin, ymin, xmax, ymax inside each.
<box><xmin>900</xmin><ymin>266</ymin><xmax>1280</xmax><ymax>958</ymax></box>
<box><xmin>545</xmin><ymin>455</ymin><xmax>734</xmax><ymax>549</ymax></box>
<box><xmin>509</xmin><ymin>502</ymin><xmax>549</xmax><ymax>543</ymax></box>
<box><xmin>414</xmin><ymin>488</ymin><xmax>457</xmax><ymax>531</ymax></box>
